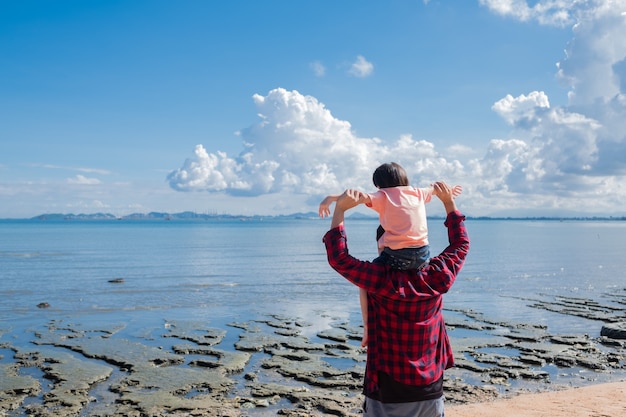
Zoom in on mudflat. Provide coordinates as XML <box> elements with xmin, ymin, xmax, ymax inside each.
<box><xmin>1</xmin><ymin>307</ymin><xmax>625</xmax><ymax>416</ymax></box>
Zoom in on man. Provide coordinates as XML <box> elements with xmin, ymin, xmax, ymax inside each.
<box><xmin>323</xmin><ymin>182</ymin><xmax>469</xmax><ymax>417</ymax></box>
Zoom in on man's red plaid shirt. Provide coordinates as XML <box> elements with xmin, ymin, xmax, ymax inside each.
<box><xmin>323</xmin><ymin>210</ymin><xmax>469</xmax><ymax>396</ymax></box>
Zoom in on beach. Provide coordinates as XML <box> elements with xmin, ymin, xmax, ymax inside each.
<box><xmin>1</xmin><ymin>310</ymin><xmax>625</xmax><ymax>416</ymax></box>
<box><xmin>447</xmin><ymin>381</ymin><xmax>626</xmax><ymax>417</ymax></box>
<box><xmin>2</xmin><ymin>218</ymin><xmax>626</xmax><ymax>416</ymax></box>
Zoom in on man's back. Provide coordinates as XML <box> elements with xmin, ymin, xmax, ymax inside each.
<box><xmin>323</xmin><ymin>210</ymin><xmax>469</xmax><ymax>394</ymax></box>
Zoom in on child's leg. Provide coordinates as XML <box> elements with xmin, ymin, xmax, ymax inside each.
<box><xmin>359</xmin><ymin>288</ymin><xmax>368</xmax><ymax>347</ymax></box>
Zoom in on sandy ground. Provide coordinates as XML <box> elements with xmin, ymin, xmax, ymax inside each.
<box><xmin>446</xmin><ymin>381</ymin><xmax>626</xmax><ymax>417</ymax></box>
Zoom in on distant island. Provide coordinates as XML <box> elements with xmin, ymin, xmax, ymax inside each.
<box><xmin>17</xmin><ymin>211</ymin><xmax>626</xmax><ymax>221</ymax></box>
<box><xmin>28</xmin><ymin>211</ymin><xmax>324</xmax><ymax>221</ymax></box>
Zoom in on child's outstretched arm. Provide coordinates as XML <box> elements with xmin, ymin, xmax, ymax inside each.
<box><xmin>319</xmin><ymin>191</ymin><xmax>370</xmax><ymax>217</ymax></box>
<box><xmin>319</xmin><ymin>194</ymin><xmax>340</xmax><ymax>217</ymax></box>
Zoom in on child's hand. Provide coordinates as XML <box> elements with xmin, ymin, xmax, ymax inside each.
<box><xmin>318</xmin><ymin>196</ymin><xmax>335</xmax><ymax>217</ymax></box>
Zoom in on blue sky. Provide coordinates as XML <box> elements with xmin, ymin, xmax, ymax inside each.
<box><xmin>2</xmin><ymin>0</ymin><xmax>626</xmax><ymax>218</ymax></box>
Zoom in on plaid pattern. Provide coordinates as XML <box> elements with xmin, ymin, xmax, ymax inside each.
<box><xmin>323</xmin><ymin>211</ymin><xmax>469</xmax><ymax>395</ymax></box>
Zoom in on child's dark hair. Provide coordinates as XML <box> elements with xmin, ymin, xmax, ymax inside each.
<box><xmin>372</xmin><ymin>162</ymin><xmax>409</xmax><ymax>188</ymax></box>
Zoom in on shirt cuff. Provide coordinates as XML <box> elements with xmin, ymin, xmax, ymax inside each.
<box><xmin>323</xmin><ymin>223</ymin><xmax>346</xmax><ymax>243</ymax></box>
<box><xmin>444</xmin><ymin>210</ymin><xmax>466</xmax><ymax>226</ymax></box>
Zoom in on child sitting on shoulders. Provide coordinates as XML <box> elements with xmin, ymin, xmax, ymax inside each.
<box><xmin>319</xmin><ymin>162</ymin><xmax>462</xmax><ymax>346</ymax></box>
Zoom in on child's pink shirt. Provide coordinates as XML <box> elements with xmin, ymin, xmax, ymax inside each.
<box><xmin>367</xmin><ymin>186</ymin><xmax>433</xmax><ymax>250</ymax></box>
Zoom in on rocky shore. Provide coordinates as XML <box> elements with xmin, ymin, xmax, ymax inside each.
<box><xmin>1</xmin><ymin>290</ymin><xmax>625</xmax><ymax>417</ymax></box>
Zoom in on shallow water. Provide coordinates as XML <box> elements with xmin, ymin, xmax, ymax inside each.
<box><xmin>2</xmin><ymin>216</ymin><xmax>626</xmax><ymax>417</ymax></box>
<box><xmin>1</xmin><ymin>217</ymin><xmax>625</xmax><ymax>337</ymax></box>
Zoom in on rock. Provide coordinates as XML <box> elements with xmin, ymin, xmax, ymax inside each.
<box><xmin>554</xmin><ymin>355</ymin><xmax>577</xmax><ymax>367</ymax></box>
<box><xmin>164</xmin><ymin>323</ymin><xmax>226</xmax><ymax>346</ymax></box>
<box><xmin>235</xmin><ymin>333</ymin><xmax>282</xmax><ymax>351</ymax></box>
<box><xmin>276</xmin><ymin>328</ymin><xmax>302</xmax><ymax>337</ymax></box>
<box><xmin>599</xmin><ymin>336</ymin><xmax>626</xmax><ymax>348</ymax></box>
<box><xmin>249</xmin><ymin>382</ymin><xmax>309</xmax><ymax>398</ymax></box>
<box><xmin>575</xmin><ymin>357</ymin><xmax>606</xmax><ymax>370</ymax></box>
<box><xmin>518</xmin><ymin>369</ymin><xmax>549</xmax><ymax>380</ymax></box>
<box><xmin>550</xmin><ymin>334</ymin><xmax>591</xmax><ymax>346</ymax></box>
<box><xmin>36</xmin><ymin>349</ymin><xmax>113</xmax><ymax>415</ymax></box>
<box><xmin>3</xmin><ymin>304</ymin><xmax>626</xmax><ymax>417</ymax></box>
<box><xmin>519</xmin><ymin>354</ymin><xmax>547</xmax><ymax>366</ymax></box>
<box><xmin>0</xmin><ymin>363</ymin><xmax>41</xmax><ymax>411</ymax></box>
<box><xmin>601</xmin><ymin>322</ymin><xmax>626</xmax><ymax>340</ymax></box>
<box><xmin>256</xmin><ymin>399</ymin><xmax>270</xmax><ymax>407</ymax></box>
<box><xmin>317</xmin><ymin>328</ymin><xmax>348</xmax><ymax>343</ymax></box>
<box><xmin>177</xmin><ymin>345</ymin><xmax>250</xmax><ymax>374</ymax></box>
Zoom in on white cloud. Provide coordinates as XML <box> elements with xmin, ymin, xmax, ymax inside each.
<box><xmin>445</xmin><ymin>144</ymin><xmax>480</xmax><ymax>159</ymax></box>
<box><xmin>479</xmin><ymin>0</ymin><xmax>577</xmax><ymax>26</ymax></box>
<box><xmin>42</xmin><ymin>164</ymin><xmax>111</xmax><ymax>175</ymax></box>
<box><xmin>470</xmin><ymin>0</ymin><xmax>626</xmax><ymax>214</ymax></box>
<box><xmin>67</xmin><ymin>175</ymin><xmax>102</xmax><ymax>185</ymax></box>
<box><xmin>348</xmin><ymin>55</ymin><xmax>374</xmax><ymax>78</ymax></box>
<box><xmin>168</xmin><ymin>83</ymin><xmax>626</xmax><ymax>216</ymax></box>
<box><xmin>310</xmin><ymin>60</ymin><xmax>326</xmax><ymax>77</ymax></box>
<box><xmin>168</xmin><ymin>88</ymin><xmax>463</xmax><ymax>199</ymax></box>
<box><xmin>480</xmin><ymin>94</ymin><xmax>600</xmax><ymax>190</ymax></box>
<box><xmin>492</xmin><ymin>91</ymin><xmax>601</xmax><ymax>177</ymax></box>
<box><xmin>557</xmin><ymin>2</ymin><xmax>626</xmax><ymax>105</ymax></box>
<box><xmin>537</xmin><ymin>1</ymin><xmax>626</xmax><ymax>176</ymax></box>
<box><xmin>492</xmin><ymin>91</ymin><xmax>551</xmax><ymax>127</ymax></box>
<box><xmin>167</xmin><ymin>2</ymin><xmax>626</xmax><ymax>217</ymax></box>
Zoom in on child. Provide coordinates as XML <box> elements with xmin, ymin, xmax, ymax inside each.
<box><xmin>319</xmin><ymin>162</ymin><xmax>462</xmax><ymax>346</ymax></box>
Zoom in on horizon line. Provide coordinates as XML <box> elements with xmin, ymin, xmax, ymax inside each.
<box><xmin>3</xmin><ymin>211</ymin><xmax>626</xmax><ymax>222</ymax></box>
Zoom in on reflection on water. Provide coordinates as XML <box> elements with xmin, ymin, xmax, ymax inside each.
<box><xmin>1</xmin><ymin>218</ymin><xmax>625</xmax><ymax>338</ymax></box>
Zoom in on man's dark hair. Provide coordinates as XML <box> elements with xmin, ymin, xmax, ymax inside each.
<box><xmin>372</xmin><ymin>162</ymin><xmax>409</xmax><ymax>188</ymax></box>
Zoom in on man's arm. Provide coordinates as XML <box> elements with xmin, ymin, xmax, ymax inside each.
<box><xmin>323</xmin><ymin>189</ymin><xmax>386</xmax><ymax>293</ymax></box>
<box><xmin>418</xmin><ymin>181</ymin><xmax>468</xmax><ymax>294</ymax></box>
<box><xmin>432</xmin><ymin>181</ymin><xmax>458</xmax><ymax>214</ymax></box>
<box><xmin>330</xmin><ymin>189</ymin><xmax>365</xmax><ymax>228</ymax></box>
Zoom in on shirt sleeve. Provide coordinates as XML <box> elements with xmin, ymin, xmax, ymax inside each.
<box><xmin>417</xmin><ymin>210</ymin><xmax>469</xmax><ymax>294</ymax></box>
<box><xmin>417</xmin><ymin>186</ymin><xmax>433</xmax><ymax>204</ymax></box>
<box><xmin>366</xmin><ymin>190</ymin><xmax>384</xmax><ymax>212</ymax></box>
<box><xmin>322</xmin><ymin>225</ymin><xmax>386</xmax><ymax>292</ymax></box>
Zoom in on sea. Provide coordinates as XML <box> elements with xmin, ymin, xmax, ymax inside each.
<box><xmin>1</xmin><ymin>216</ymin><xmax>626</xmax><ymax>341</ymax></box>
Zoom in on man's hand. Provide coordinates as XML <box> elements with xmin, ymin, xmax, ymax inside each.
<box><xmin>336</xmin><ymin>189</ymin><xmax>365</xmax><ymax>210</ymax></box>
<box><xmin>330</xmin><ymin>189</ymin><xmax>366</xmax><ymax>228</ymax></box>
<box><xmin>432</xmin><ymin>183</ymin><xmax>462</xmax><ymax>198</ymax></box>
<box><xmin>433</xmin><ymin>182</ymin><xmax>458</xmax><ymax>214</ymax></box>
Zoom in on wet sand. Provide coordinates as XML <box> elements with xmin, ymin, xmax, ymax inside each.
<box><xmin>1</xmin><ymin>291</ymin><xmax>625</xmax><ymax>416</ymax></box>
<box><xmin>447</xmin><ymin>380</ymin><xmax>626</xmax><ymax>417</ymax></box>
